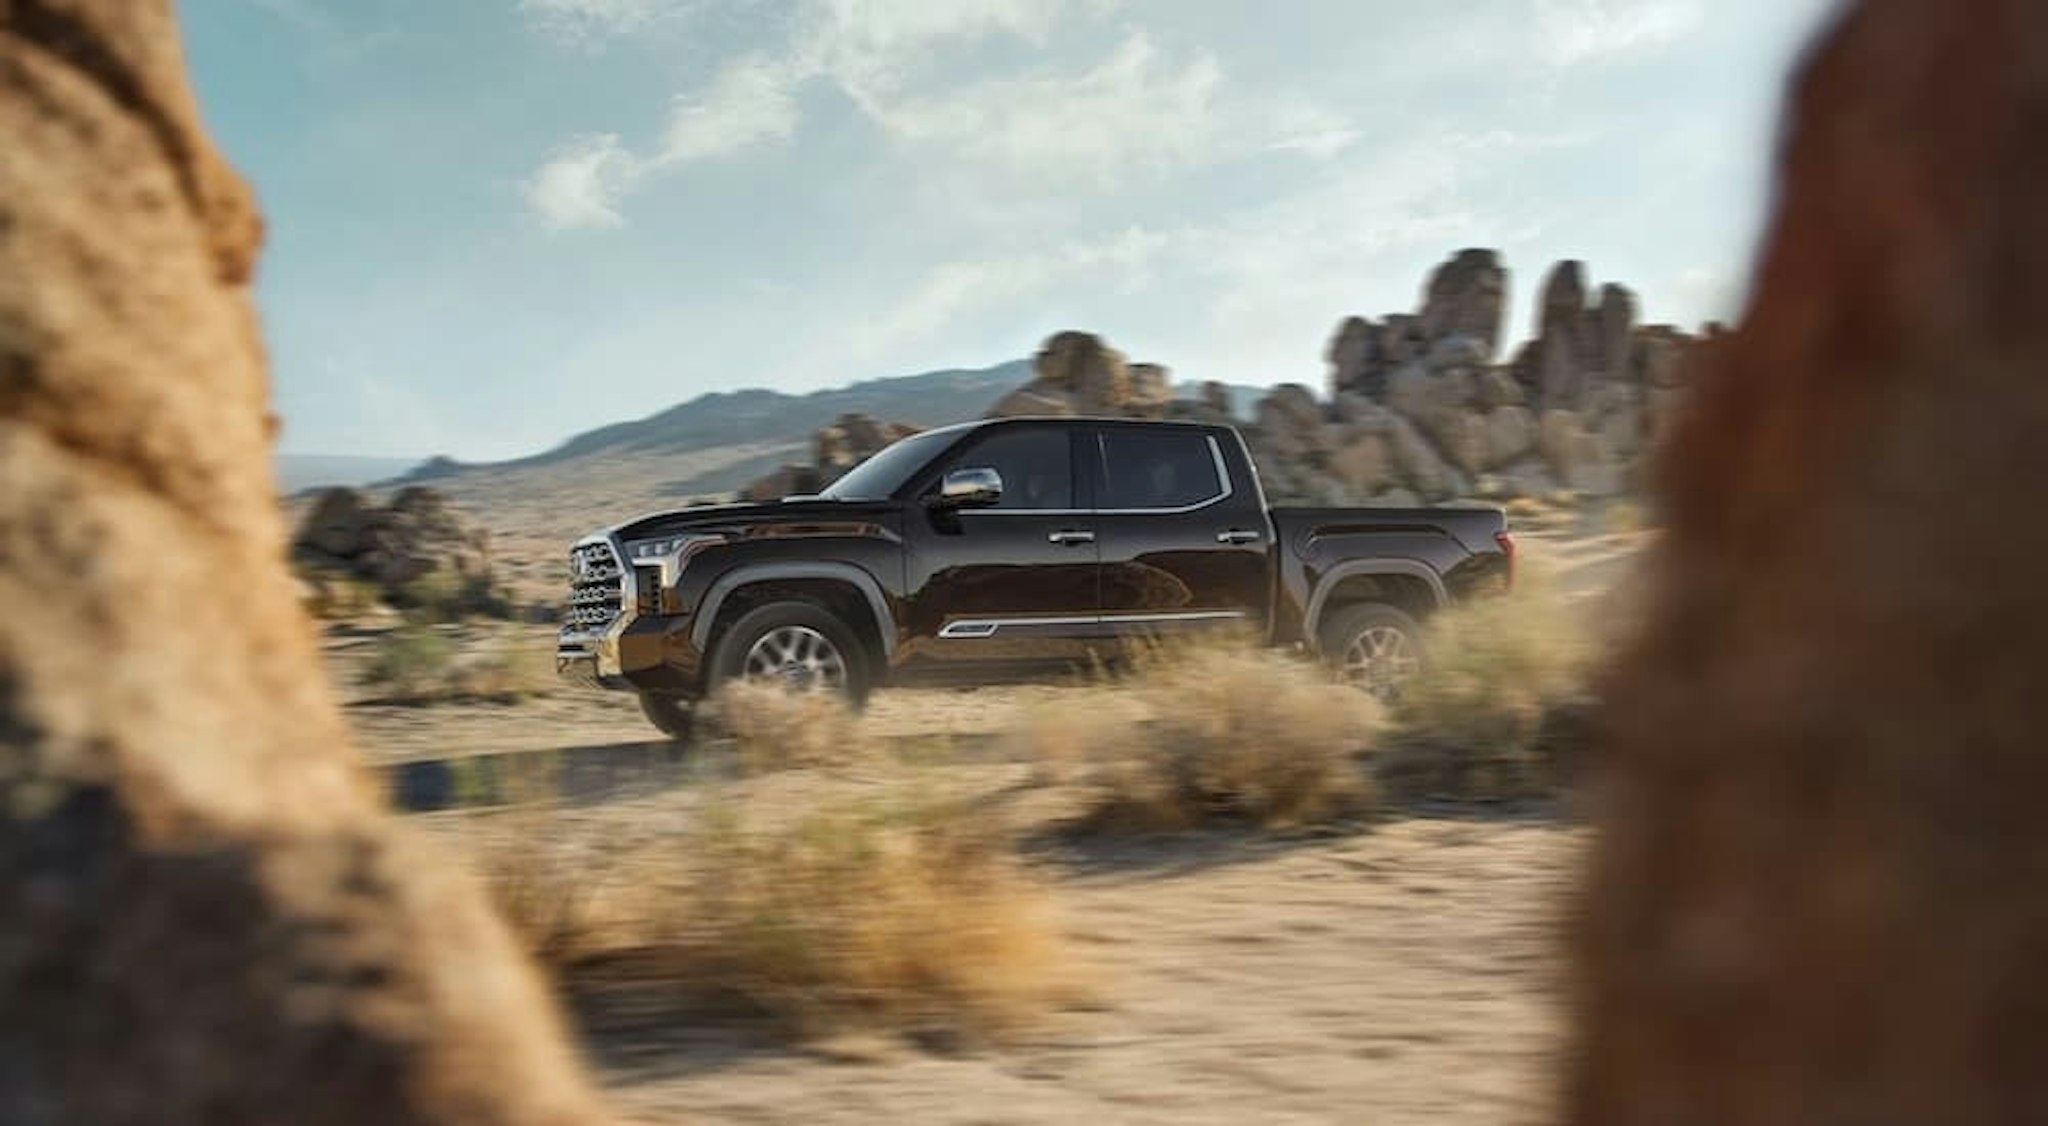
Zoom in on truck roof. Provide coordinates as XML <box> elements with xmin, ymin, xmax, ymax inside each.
<box><xmin>922</xmin><ymin>415</ymin><xmax>1236</xmax><ymax>438</ymax></box>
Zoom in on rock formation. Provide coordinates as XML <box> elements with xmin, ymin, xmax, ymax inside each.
<box><xmin>1244</xmin><ymin>249</ymin><xmax>1710</xmax><ymax>506</ymax></box>
<box><xmin>293</xmin><ymin>486</ymin><xmax>500</xmax><ymax>611</ymax></box>
<box><xmin>1570</xmin><ymin>0</ymin><xmax>2048</xmax><ymax>1122</ymax></box>
<box><xmin>988</xmin><ymin>331</ymin><xmax>1177</xmax><ymax>419</ymax></box>
<box><xmin>741</xmin><ymin>412</ymin><xmax>921</xmax><ymax>501</ymax></box>
<box><xmin>0</xmin><ymin>3</ymin><xmax>605</xmax><ymax>1122</ymax></box>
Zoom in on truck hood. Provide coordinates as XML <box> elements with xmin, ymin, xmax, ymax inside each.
<box><xmin>602</xmin><ymin>496</ymin><xmax>900</xmax><ymax>544</ymax></box>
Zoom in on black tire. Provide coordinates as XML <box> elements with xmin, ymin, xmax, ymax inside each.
<box><xmin>707</xmin><ymin>600</ymin><xmax>873</xmax><ymax>707</ymax></box>
<box><xmin>637</xmin><ymin>693</ymin><xmax>697</xmax><ymax>743</ymax></box>
<box><xmin>1319</xmin><ymin>602</ymin><xmax>1427</xmax><ymax>702</ymax></box>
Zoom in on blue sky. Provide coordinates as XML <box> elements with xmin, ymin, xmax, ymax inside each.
<box><xmin>181</xmin><ymin>0</ymin><xmax>1840</xmax><ymax>460</ymax></box>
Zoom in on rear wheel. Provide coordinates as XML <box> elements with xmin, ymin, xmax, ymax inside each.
<box><xmin>637</xmin><ymin>693</ymin><xmax>697</xmax><ymax>742</ymax></box>
<box><xmin>707</xmin><ymin>600</ymin><xmax>873</xmax><ymax>707</ymax></box>
<box><xmin>1319</xmin><ymin>602</ymin><xmax>1426</xmax><ymax>703</ymax></box>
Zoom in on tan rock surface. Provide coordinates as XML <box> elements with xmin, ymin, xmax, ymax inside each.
<box><xmin>0</xmin><ymin>4</ymin><xmax>605</xmax><ymax>1121</ymax></box>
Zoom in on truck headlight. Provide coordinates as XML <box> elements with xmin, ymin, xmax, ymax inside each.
<box><xmin>622</xmin><ymin>534</ymin><xmax>721</xmax><ymax>591</ymax></box>
<box><xmin>626</xmin><ymin>535</ymin><xmax>710</xmax><ymax>562</ymax></box>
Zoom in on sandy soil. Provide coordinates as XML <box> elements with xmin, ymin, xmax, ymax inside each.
<box><xmin>332</xmin><ymin>522</ymin><xmax>1639</xmax><ymax>1124</ymax></box>
<box><xmin>589</xmin><ymin>817</ymin><xmax>1582</xmax><ymax>1126</ymax></box>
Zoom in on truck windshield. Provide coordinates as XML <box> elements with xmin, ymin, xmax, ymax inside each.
<box><xmin>819</xmin><ymin>428</ymin><xmax>963</xmax><ymax>501</ymax></box>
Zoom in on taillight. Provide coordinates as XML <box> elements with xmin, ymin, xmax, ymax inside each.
<box><xmin>1495</xmin><ymin>530</ymin><xmax>1517</xmax><ymax>591</ymax></box>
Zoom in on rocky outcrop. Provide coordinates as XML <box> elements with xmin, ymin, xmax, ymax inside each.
<box><xmin>1572</xmin><ymin>1</ymin><xmax>2048</xmax><ymax>1121</ymax></box>
<box><xmin>0</xmin><ymin>3</ymin><xmax>605</xmax><ymax>1121</ymax></box>
<box><xmin>741</xmin><ymin>412</ymin><xmax>920</xmax><ymax>501</ymax></box>
<box><xmin>1241</xmin><ymin>249</ymin><xmax>1708</xmax><ymax>505</ymax></box>
<box><xmin>1330</xmin><ymin>249</ymin><xmax>1508</xmax><ymax>403</ymax></box>
<box><xmin>292</xmin><ymin>486</ymin><xmax>499</xmax><ymax>611</ymax></box>
<box><xmin>988</xmin><ymin>331</ymin><xmax>1177</xmax><ymax>419</ymax></box>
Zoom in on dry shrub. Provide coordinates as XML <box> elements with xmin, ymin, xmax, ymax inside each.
<box><xmin>1378</xmin><ymin>562</ymin><xmax>1592</xmax><ymax>801</ymax></box>
<box><xmin>362</xmin><ymin>625</ymin><xmax>458</xmax><ymax>699</ymax></box>
<box><xmin>464</xmin><ymin>764</ymin><xmax>611</xmax><ymax>966</ymax></box>
<box><xmin>466</xmin><ymin>785</ymin><xmax>1070</xmax><ymax>1043</ymax></box>
<box><xmin>394</xmin><ymin>567</ymin><xmax>512</xmax><ymax>623</ymax></box>
<box><xmin>1029</xmin><ymin>643</ymin><xmax>1381</xmax><ymax>833</ymax></box>
<box><xmin>362</xmin><ymin>627</ymin><xmax>553</xmax><ymax>705</ymax></box>
<box><xmin>658</xmin><ymin>795</ymin><xmax>1068</xmax><ymax>1037</ymax></box>
<box><xmin>704</xmin><ymin>679</ymin><xmax>871</xmax><ymax>773</ymax></box>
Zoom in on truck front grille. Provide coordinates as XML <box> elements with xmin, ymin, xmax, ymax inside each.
<box><xmin>561</xmin><ymin>540</ymin><xmax>626</xmax><ymax>637</ymax></box>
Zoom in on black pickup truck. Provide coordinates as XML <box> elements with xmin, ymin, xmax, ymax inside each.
<box><xmin>557</xmin><ymin>416</ymin><xmax>1515</xmax><ymax>739</ymax></box>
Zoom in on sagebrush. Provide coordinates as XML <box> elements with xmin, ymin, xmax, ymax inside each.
<box><xmin>468</xmin><ymin>782</ymin><xmax>1072</xmax><ymax>1041</ymax></box>
<box><xmin>1016</xmin><ymin>642</ymin><xmax>1382</xmax><ymax>832</ymax></box>
<box><xmin>1377</xmin><ymin>561</ymin><xmax>1593</xmax><ymax>801</ymax></box>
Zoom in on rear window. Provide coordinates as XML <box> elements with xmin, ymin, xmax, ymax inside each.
<box><xmin>1097</xmin><ymin>430</ymin><xmax>1224</xmax><ymax>510</ymax></box>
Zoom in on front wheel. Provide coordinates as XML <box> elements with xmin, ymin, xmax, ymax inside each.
<box><xmin>637</xmin><ymin>693</ymin><xmax>697</xmax><ymax>743</ymax></box>
<box><xmin>707</xmin><ymin>600</ymin><xmax>873</xmax><ymax>707</ymax></box>
<box><xmin>1319</xmin><ymin>602</ymin><xmax>1426</xmax><ymax>703</ymax></box>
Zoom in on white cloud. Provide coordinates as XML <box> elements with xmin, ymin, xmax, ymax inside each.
<box><xmin>525</xmin><ymin>134</ymin><xmax>641</xmax><ymax>229</ymax></box>
<box><xmin>1534</xmin><ymin>0</ymin><xmax>1703</xmax><ymax>67</ymax></box>
<box><xmin>871</xmin><ymin>34</ymin><xmax>1220</xmax><ymax>183</ymax></box>
<box><xmin>659</xmin><ymin>55</ymin><xmax>802</xmax><ymax>162</ymax></box>
<box><xmin>522</xmin><ymin>0</ymin><xmax>1243</xmax><ymax>226</ymax></box>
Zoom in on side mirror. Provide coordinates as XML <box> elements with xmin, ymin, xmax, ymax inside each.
<box><xmin>935</xmin><ymin>466</ymin><xmax>1003</xmax><ymax>509</ymax></box>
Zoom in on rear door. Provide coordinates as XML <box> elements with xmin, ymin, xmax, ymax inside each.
<box><xmin>1090</xmin><ymin>424</ymin><xmax>1272</xmax><ymax>642</ymax></box>
<box><xmin>898</xmin><ymin>422</ymin><xmax>1101</xmax><ymax>670</ymax></box>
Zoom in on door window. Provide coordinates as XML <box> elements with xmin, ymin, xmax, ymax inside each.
<box><xmin>936</xmin><ymin>428</ymin><xmax>1074</xmax><ymax>510</ymax></box>
<box><xmin>1097</xmin><ymin>430</ymin><xmax>1225</xmax><ymax>510</ymax></box>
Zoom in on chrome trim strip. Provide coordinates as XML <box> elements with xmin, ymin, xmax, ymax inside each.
<box><xmin>937</xmin><ymin>610</ymin><xmax>1248</xmax><ymax>639</ymax></box>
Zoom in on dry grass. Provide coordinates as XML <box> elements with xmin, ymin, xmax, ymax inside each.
<box><xmin>645</xmin><ymin>794</ymin><xmax>1071</xmax><ymax>1037</ymax></box>
<box><xmin>1378</xmin><ymin>562</ymin><xmax>1593</xmax><ymax>802</ymax></box>
<box><xmin>465</xmin><ymin>772</ymin><xmax>1071</xmax><ymax>1043</ymax></box>
<box><xmin>704</xmin><ymin>680</ymin><xmax>872</xmax><ymax>773</ymax></box>
<box><xmin>1015</xmin><ymin>642</ymin><xmax>1382</xmax><ymax>833</ymax></box>
<box><xmin>361</xmin><ymin>626</ymin><xmax>553</xmax><ymax>705</ymax></box>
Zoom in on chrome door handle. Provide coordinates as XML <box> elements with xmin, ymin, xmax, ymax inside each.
<box><xmin>1049</xmin><ymin>530</ymin><xmax>1096</xmax><ymax>545</ymax></box>
<box><xmin>1217</xmin><ymin>529</ymin><xmax>1262</xmax><ymax>544</ymax></box>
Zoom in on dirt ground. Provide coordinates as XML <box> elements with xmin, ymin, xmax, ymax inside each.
<box><xmin>336</xmin><ymin>525</ymin><xmax>1638</xmax><ymax>1124</ymax></box>
<box><xmin>583</xmin><ymin>815</ymin><xmax>1582</xmax><ymax>1126</ymax></box>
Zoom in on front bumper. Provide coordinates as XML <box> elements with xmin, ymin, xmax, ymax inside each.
<box><xmin>554</xmin><ymin>646</ymin><xmax>629</xmax><ymax>691</ymax></box>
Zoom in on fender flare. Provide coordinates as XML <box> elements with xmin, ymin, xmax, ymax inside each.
<box><xmin>689</xmin><ymin>562</ymin><xmax>897</xmax><ymax>658</ymax></box>
<box><xmin>1303</xmin><ymin>559</ymin><xmax>1447</xmax><ymax>653</ymax></box>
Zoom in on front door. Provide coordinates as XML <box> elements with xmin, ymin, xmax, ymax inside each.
<box><xmin>898</xmin><ymin>423</ymin><xmax>1100</xmax><ymax>674</ymax></box>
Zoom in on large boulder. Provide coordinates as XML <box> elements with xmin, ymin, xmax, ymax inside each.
<box><xmin>1033</xmin><ymin>330</ymin><xmax>1130</xmax><ymax>409</ymax></box>
<box><xmin>1575</xmin><ymin>2</ymin><xmax>2048</xmax><ymax>1120</ymax></box>
<box><xmin>1386</xmin><ymin>414</ymin><xmax>1456</xmax><ymax>501</ymax></box>
<box><xmin>1537</xmin><ymin>408</ymin><xmax>1585</xmax><ymax>487</ymax></box>
<box><xmin>292</xmin><ymin>486</ymin><xmax>494</xmax><ymax>594</ymax></box>
<box><xmin>1417</xmin><ymin>248</ymin><xmax>1509</xmax><ymax>359</ymax></box>
<box><xmin>1328</xmin><ymin>432</ymin><xmax>1392</xmax><ymax>495</ymax></box>
<box><xmin>1326</xmin><ymin>315</ymin><xmax>1379</xmax><ymax>398</ymax></box>
<box><xmin>1477</xmin><ymin>369</ymin><xmax>1528</xmax><ymax>411</ymax></box>
<box><xmin>1486</xmin><ymin>405</ymin><xmax>1538</xmax><ymax>469</ymax></box>
<box><xmin>0</xmin><ymin>3</ymin><xmax>606</xmax><ymax>1120</ymax></box>
<box><xmin>1596</xmin><ymin>282</ymin><xmax>1637</xmax><ymax>381</ymax></box>
<box><xmin>1126</xmin><ymin>363</ymin><xmax>1174</xmax><ymax>417</ymax></box>
<box><xmin>988</xmin><ymin>386</ymin><xmax>1078</xmax><ymax>418</ymax></box>
<box><xmin>987</xmin><ymin>332</ymin><xmax>1175</xmax><ymax>420</ymax></box>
